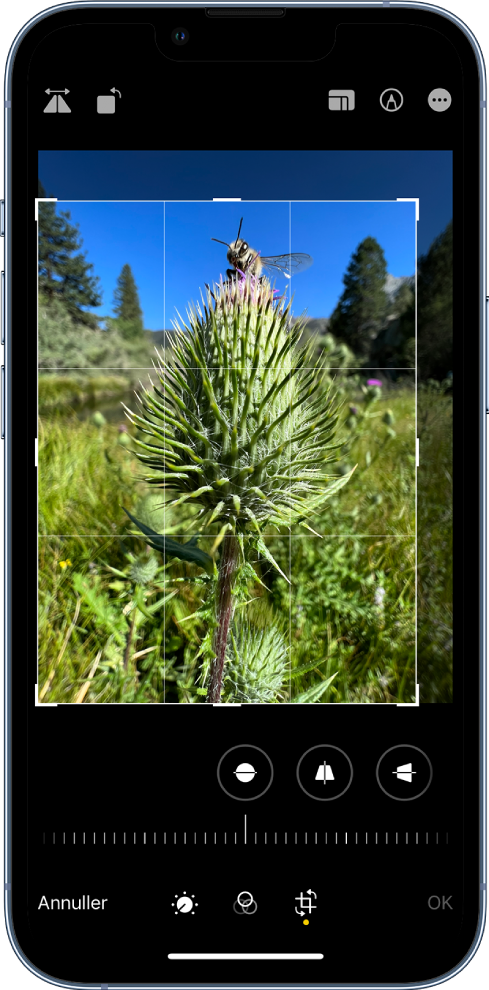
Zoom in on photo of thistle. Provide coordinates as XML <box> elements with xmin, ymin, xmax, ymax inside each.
<box><xmin>37</xmin><ymin>197</ymin><xmax>439</xmax><ymax>705</ymax></box>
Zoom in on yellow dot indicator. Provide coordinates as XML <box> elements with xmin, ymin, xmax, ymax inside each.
<box><xmin>303</xmin><ymin>919</ymin><xmax>309</xmax><ymax>926</ymax></box>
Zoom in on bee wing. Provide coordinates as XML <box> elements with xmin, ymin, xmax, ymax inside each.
<box><xmin>259</xmin><ymin>253</ymin><xmax>313</xmax><ymax>279</ymax></box>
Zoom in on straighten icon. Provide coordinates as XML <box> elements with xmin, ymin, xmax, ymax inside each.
<box><xmin>315</xmin><ymin>762</ymin><xmax>334</xmax><ymax>783</ymax></box>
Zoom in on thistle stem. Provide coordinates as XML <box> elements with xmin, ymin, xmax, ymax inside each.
<box><xmin>207</xmin><ymin>534</ymin><xmax>240</xmax><ymax>703</ymax></box>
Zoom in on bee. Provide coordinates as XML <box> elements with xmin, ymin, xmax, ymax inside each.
<box><xmin>212</xmin><ymin>217</ymin><xmax>313</xmax><ymax>282</ymax></box>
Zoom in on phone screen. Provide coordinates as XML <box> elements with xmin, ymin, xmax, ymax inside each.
<box><xmin>4</xmin><ymin>5</ymin><xmax>484</xmax><ymax>986</ymax></box>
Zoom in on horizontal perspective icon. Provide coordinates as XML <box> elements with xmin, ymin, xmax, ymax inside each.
<box><xmin>393</xmin><ymin>762</ymin><xmax>417</xmax><ymax>782</ymax></box>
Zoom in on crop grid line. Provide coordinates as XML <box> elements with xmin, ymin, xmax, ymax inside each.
<box><xmin>414</xmin><ymin>198</ymin><xmax>418</xmax><ymax>697</ymax></box>
<box><xmin>39</xmin><ymin>533</ymin><xmax>415</xmax><ymax>544</ymax></box>
<box><xmin>38</xmin><ymin>533</ymin><xmax>415</xmax><ymax>540</ymax></box>
<box><xmin>163</xmin><ymin>200</ymin><xmax>166</xmax><ymax>705</ymax></box>
<box><xmin>288</xmin><ymin>200</ymin><xmax>293</xmax><ymax>706</ymax></box>
<box><xmin>38</xmin><ymin>365</ymin><xmax>416</xmax><ymax>372</ymax></box>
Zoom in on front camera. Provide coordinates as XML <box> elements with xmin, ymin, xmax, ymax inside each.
<box><xmin>171</xmin><ymin>28</ymin><xmax>189</xmax><ymax>46</ymax></box>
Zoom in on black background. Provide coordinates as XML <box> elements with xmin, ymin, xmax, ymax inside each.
<box><xmin>1</xmin><ymin>2</ymin><xmax>488</xmax><ymax>987</ymax></box>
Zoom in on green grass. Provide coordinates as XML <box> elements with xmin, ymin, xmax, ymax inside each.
<box><xmin>37</xmin><ymin>379</ymin><xmax>450</xmax><ymax>704</ymax></box>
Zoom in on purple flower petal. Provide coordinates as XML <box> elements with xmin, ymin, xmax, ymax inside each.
<box><xmin>367</xmin><ymin>378</ymin><xmax>383</xmax><ymax>387</ymax></box>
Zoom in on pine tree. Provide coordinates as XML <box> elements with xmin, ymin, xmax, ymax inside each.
<box><xmin>112</xmin><ymin>264</ymin><xmax>144</xmax><ymax>340</ymax></box>
<box><xmin>400</xmin><ymin>220</ymin><xmax>453</xmax><ymax>379</ymax></box>
<box><xmin>38</xmin><ymin>196</ymin><xmax>101</xmax><ymax>327</ymax></box>
<box><xmin>329</xmin><ymin>237</ymin><xmax>389</xmax><ymax>358</ymax></box>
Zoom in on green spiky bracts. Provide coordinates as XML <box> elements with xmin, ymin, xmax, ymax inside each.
<box><xmin>125</xmin><ymin>275</ymin><xmax>353</xmax><ymax>539</ymax></box>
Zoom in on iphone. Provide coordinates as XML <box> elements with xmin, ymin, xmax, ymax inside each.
<box><xmin>1</xmin><ymin>2</ymin><xmax>486</xmax><ymax>987</ymax></box>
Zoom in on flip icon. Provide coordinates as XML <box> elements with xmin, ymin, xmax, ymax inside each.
<box><xmin>44</xmin><ymin>88</ymin><xmax>71</xmax><ymax>113</ymax></box>
<box><xmin>393</xmin><ymin>762</ymin><xmax>416</xmax><ymax>782</ymax></box>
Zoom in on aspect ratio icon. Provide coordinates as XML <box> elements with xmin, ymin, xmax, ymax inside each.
<box><xmin>380</xmin><ymin>88</ymin><xmax>403</xmax><ymax>112</ymax></box>
<box><xmin>217</xmin><ymin>745</ymin><xmax>273</xmax><ymax>801</ymax></box>
<box><xmin>328</xmin><ymin>89</ymin><xmax>355</xmax><ymax>111</ymax></box>
<box><xmin>97</xmin><ymin>88</ymin><xmax>121</xmax><ymax>114</ymax></box>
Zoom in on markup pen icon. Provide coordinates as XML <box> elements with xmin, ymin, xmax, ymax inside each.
<box><xmin>44</xmin><ymin>89</ymin><xmax>71</xmax><ymax>113</ymax></box>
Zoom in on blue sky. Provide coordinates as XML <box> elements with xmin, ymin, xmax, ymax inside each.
<box><xmin>39</xmin><ymin>149</ymin><xmax>451</xmax><ymax>329</ymax></box>
<box><xmin>165</xmin><ymin>200</ymin><xmax>416</xmax><ymax>325</ymax></box>
<box><xmin>53</xmin><ymin>199</ymin><xmax>416</xmax><ymax>330</ymax></box>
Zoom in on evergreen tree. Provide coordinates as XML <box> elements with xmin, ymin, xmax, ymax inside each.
<box><xmin>329</xmin><ymin>237</ymin><xmax>389</xmax><ymax>358</ymax></box>
<box><xmin>38</xmin><ymin>199</ymin><xmax>101</xmax><ymax>327</ymax></box>
<box><xmin>111</xmin><ymin>264</ymin><xmax>144</xmax><ymax>340</ymax></box>
<box><xmin>399</xmin><ymin>220</ymin><xmax>453</xmax><ymax>380</ymax></box>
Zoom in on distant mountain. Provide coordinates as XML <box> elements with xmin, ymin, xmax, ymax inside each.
<box><xmin>383</xmin><ymin>273</ymin><xmax>415</xmax><ymax>302</ymax></box>
<box><xmin>144</xmin><ymin>274</ymin><xmax>415</xmax><ymax>348</ymax></box>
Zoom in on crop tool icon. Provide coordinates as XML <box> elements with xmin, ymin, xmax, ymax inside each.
<box><xmin>295</xmin><ymin>889</ymin><xmax>317</xmax><ymax>916</ymax></box>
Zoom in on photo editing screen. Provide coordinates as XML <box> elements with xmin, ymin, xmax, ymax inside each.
<box><xmin>8</xmin><ymin>6</ymin><xmax>482</xmax><ymax>983</ymax></box>
<box><xmin>26</xmin><ymin>146</ymin><xmax>464</xmax><ymax>984</ymax></box>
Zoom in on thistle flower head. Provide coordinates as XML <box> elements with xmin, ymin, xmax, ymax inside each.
<box><xmin>125</xmin><ymin>275</ymin><xmax>353</xmax><ymax>535</ymax></box>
